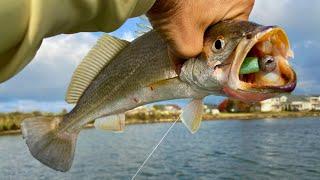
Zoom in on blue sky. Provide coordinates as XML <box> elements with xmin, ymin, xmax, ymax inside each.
<box><xmin>0</xmin><ymin>0</ymin><xmax>319</xmax><ymax>112</ymax></box>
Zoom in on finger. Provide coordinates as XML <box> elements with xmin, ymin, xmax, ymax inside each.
<box><xmin>147</xmin><ymin>0</ymin><xmax>205</xmax><ymax>58</ymax></box>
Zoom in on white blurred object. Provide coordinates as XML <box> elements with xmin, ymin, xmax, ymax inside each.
<box><xmin>94</xmin><ymin>114</ymin><xmax>125</xmax><ymax>132</ymax></box>
<box><xmin>180</xmin><ymin>98</ymin><xmax>204</xmax><ymax>134</ymax></box>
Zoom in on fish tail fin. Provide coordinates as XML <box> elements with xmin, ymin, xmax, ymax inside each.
<box><xmin>21</xmin><ymin>116</ymin><xmax>78</xmax><ymax>172</ymax></box>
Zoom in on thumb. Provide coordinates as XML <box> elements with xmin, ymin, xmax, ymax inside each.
<box><xmin>146</xmin><ymin>0</ymin><xmax>205</xmax><ymax>59</ymax></box>
<box><xmin>166</xmin><ymin>24</ymin><xmax>205</xmax><ymax>58</ymax></box>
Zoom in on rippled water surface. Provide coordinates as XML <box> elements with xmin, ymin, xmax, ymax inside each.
<box><xmin>1</xmin><ymin>118</ymin><xmax>320</xmax><ymax>179</ymax></box>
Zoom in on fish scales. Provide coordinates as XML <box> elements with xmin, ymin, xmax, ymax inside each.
<box><xmin>60</xmin><ymin>31</ymin><xmax>198</xmax><ymax>131</ymax></box>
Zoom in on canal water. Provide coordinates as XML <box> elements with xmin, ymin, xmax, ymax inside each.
<box><xmin>0</xmin><ymin>117</ymin><xmax>319</xmax><ymax>179</ymax></box>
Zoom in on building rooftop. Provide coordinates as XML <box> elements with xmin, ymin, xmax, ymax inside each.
<box><xmin>280</xmin><ymin>94</ymin><xmax>320</xmax><ymax>103</ymax></box>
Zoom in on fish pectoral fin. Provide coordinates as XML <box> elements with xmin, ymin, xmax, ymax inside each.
<box><xmin>94</xmin><ymin>113</ymin><xmax>125</xmax><ymax>133</ymax></box>
<box><xmin>66</xmin><ymin>34</ymin><xmax>130</xmax><ymax>104</ymax></box>
<box><xmin>180</xmin><ymin>98</ymin><xmax>204</xmax><ymax>134</ymax></box>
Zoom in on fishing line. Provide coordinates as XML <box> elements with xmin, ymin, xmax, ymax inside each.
<box><xmin>131</xmin><ymin>117</ymin><xmax>180</xmax><ymax>180</ymax></box>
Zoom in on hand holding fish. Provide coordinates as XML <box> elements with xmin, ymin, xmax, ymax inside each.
<box><xmin>147</xmin><ymin>0</ymin><xmax>255</xmax><ymax>58</ymax></box>
<box><xmin>0</xmin><ymin>0</ymin><xmax>254</xmax><ymax>82</ymax></box>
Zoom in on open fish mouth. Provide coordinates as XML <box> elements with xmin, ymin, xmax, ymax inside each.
<box><xmin>224</xmin><ymin>26</ymin><xmax>296</xmax><ymax>102</ymax></box>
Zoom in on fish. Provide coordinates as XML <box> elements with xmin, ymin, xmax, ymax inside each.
<box><xmin>21</xmin><ymin>20</ymin><xmax>296</xmax><ymax>172</ymax></box>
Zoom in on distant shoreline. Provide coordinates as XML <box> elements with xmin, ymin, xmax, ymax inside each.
<box><xmin>1</xmin><ymin>111</ymin><xmax>319</xmax><ymax>136</ymax></box>
<box><xmin>125</xmin><ymin>111</ymin><xmax>320</xmax><ymax>125</ymax></box>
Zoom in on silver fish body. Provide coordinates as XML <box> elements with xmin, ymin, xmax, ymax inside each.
<box><xmin>61</xmin><ymin>31</ymin><xmax>209</xmax><ymax>132</ymax></box>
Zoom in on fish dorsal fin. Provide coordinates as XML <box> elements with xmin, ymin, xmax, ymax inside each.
<box><xmin>65</xmin><ymin>34</ymin><xmax>130</xmax><ymax>104</ymax></box>
<box><xmin>180</xmin><ymin>99</ymin><xmax>204</xmax><ymax>134</ymax></box>
<box><xmin>94</xmin><ymin>113</ymin><xmax>125</xmax><ymax>132</ymax></box>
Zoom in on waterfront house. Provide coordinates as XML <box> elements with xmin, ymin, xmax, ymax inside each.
<box><xmin>126</xmin><ymin>106</ymin><xmax>151</xmax><ymax>116</ymax></box>
<box><xmin>261</xmin><ymin>95</ymin><xmax>320</xmax><ymax>112</ymax></box>
<box><xmin>203</xmin><ymin>104</ymin><xmax>220</xmax><ymax>115</ymax></box>
<box><xmin>283</xmin><ymin>95</ymin><xmax>315</xmax><ymax>111</ymax></box>
<box><xmin>308</xmin><ymin>96</ymin><xmax>320</xmax><ymax>111</ymax></box>
<box><xmin>162</xmin><ymin>104</ymin><xmax>181</xmax><ymax>112</ymax></box>
<box><xmin>289</xmin><ymin>101</ymin><xmax>311</xmax><ymax>111</ymax></box>
<box><xmin>221</xmin><ymin>95</ymin><xmax>320</xmax><ymax>113</ymax></box>
<box><xmin>260</xmin><ymin>97</ymin><xmax>282</xmax><ymax>112</ymax></box>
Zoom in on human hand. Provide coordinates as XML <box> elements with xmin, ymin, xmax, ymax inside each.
<box><xmin>147</xmin><ymin>0</ymin><xmax>255</xmax><ymax>59</ymax></box>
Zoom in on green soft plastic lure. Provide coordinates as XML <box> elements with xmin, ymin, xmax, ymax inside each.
<box><xmin>239</xmin><ymin>57</ymin><xmax>260</xmax><ymax>74</ymax></box>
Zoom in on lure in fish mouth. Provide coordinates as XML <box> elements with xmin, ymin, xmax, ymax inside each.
<box><xmin>179</xmin><ymin>21</ymin><xmax>296</xmax><ymax>102</ymax></box>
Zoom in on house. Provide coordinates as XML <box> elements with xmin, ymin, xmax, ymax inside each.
<box><xmin>221</xmin><ymin>94</ymin><xmax>320</xmax><ymax>113</ymax></box>
<box><xmin>203</xmin><ymin>104</ymin><xmax>220</xmax><ymax>115</ymax></box>
<box><xmin>211</xmin><ymin>109</ymin><xmax>220</xmax><ymax>115</ymax></box>
<box><xmin>126</xmin><ymin>106</ymin><xmax>151</xmax><ymax>116</ymax></box>
<box><xmin>153</xmin><ymin>104</ymin><xmax>180</xmax><ymax>111</ymax></box>
<box><xmin>260</xmin><ymin>97</ymin><xmax>282</xmax><ymax>112</ymax></box>
<box><xmin>284</xmin><ymin>95</ymin><xmax>314</xmax><ymax>111</ymax></box>
<box><xmin>261</xmin><ymin>95</ymin><xmax>320</xmax><ymax>112</ymax></box>
<box><xmin>308</xmin><ymin>96</ymin><xmax>320</xmax><ymax>111</ymax></box>
<box><xmin>289</xmin><ymin>101</ymin><xmax>311</xmax><ymax>111</ymax></box>
<box><xmin>162</xmin><ymin>104</ymin><xmax>181</xmax><ymax>112</ymax></box>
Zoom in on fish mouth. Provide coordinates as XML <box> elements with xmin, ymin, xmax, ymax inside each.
<box><xmin>224</xmin><ymin>26</ymin><xmax>297</xmax><ymax>102</ymax></box>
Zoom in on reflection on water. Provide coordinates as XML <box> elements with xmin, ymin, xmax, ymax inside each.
<box><xmin>0</xmin><ymin>118</ymin><xmax>320</xmax><ymax>179</ymax></box>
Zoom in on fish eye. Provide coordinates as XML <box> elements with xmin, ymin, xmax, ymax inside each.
<box><xmin>212</xmin><ymin>36</ymin><xmax>225</xmax><ymax>52</ymax></box>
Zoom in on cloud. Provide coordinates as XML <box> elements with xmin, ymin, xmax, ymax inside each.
<box><xmin>0</xmin><ymin>18</ymin><xmax>141</xmax><ymax>112</ymax></box>
<box><xmin>0</xmin><ymin>33</ymin><xmax>99</xmax><ymax>111</ymax></box>
<box><xmin>293</xmin><ymin>40</ymin><xmax>320</xmax><ymax>49</ymax></box>
<box><xmin>251</xmin><ymin>0</ymin><xmax>320</xmax><ymax>40</ymax></box>
<box><xmin>250</xmin><ymin>0</ymin><xmax>291</xmax><ymax>25</ymax></box>
<box><xmin>121</xmin><ymin>31</ymin><xmax>135</xmax><ymax>42</ymax></box>
<box><xmin>0</xmin><ymin>100</ymin><xmax>73</xmax><ymax>113</ymax></box>
<box><xmin>0</xmin><ymin>33</ymin><xmax>98</xmax><ymax>101</ymax></box>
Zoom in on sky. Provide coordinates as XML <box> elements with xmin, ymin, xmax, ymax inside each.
<box><xmin>0</xmin><ymin>0</ymin><xmax>319</xmax><ymax>112</ymax></box>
